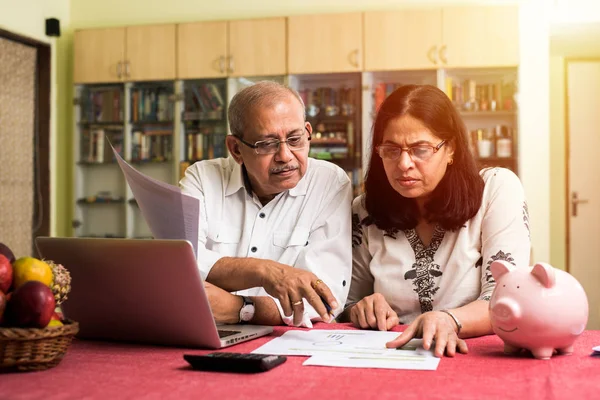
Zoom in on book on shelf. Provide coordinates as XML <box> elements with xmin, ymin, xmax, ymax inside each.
<box><xmin>186</xmin><ymin>83</ymin><xmax>225</xmax><ymax>113</ymax></box>
<box><xmin>82</xmin><ymin>88</ymin><xmax>122</xmax><ymax>123</ymax></box>
<box><xmin>131</xmin><ymin>130</ymin><xmax>173</xmax><ymax>162</ymax></box>
<box><xmin>131</xmin><ymin>87</ymin><xmax>173</xmax><ymax>122</ymax></box>
<box><xmin>82</xmin><ymin>129</ymin><xmax>123</xmax><ymax>163</ymax></box>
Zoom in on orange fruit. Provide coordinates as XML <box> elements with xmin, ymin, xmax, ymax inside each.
<box><xmin>12</xmin><ymin>257</ymin><xmax>53</xmax><ymax>288</ymax></box>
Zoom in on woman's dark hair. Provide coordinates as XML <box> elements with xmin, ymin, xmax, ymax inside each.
<box><xmin>363</xmin><ymin>84</ymin><xmax>484</xmax><ymax>231</ymax></box>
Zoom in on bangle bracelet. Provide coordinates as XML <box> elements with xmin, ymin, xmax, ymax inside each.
<box><xmin>440</xmin><ymin>309</ymin><xmax>462</xmax><ymax>334</ymax></box>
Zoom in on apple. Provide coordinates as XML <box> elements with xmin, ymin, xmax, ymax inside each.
<box><xmin>5</xmin><ymin>281</ymin><xmax>56</xmax><ymax>328</ymax></box>
<box><xmin>0</xmin><ymin>254</ymin><xmax>13</xmax><ymax>293</ymax></box>
<box><xmin>0</xmin><ymin>242</ymin><xmax>15</xmax><ymax>264</ymax></box>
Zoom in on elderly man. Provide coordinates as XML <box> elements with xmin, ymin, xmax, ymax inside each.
<box><xmin>179</xmin><ymin>81</ymin><xmax>352</xmax><ymax>328</ymax></box>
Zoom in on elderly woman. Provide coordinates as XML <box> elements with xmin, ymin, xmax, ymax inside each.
<box><xmin>345</xmin><ymin>84</ymin><xmax>531</xmax><ymax>357</ymax></box>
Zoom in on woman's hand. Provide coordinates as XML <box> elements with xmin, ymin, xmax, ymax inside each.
<box><xmin>385</xmin><ymin>311</ymin><xmax>469</xmax><ymax>357</ymax></box>
<box><xmin>350</xmin><ymin>293</ymin><xmax>399</xmax><ymax>331</ymax></box>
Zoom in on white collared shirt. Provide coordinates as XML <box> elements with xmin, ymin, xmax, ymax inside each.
<box><xmin>179</xmin><ymin>156</ymin><xmax>353</xmax><ymax>327</ymax></box>
<box><xmin>350</xmin><ymin>167</ymin><xmax>531</xmax><ymax>324</ymax></box>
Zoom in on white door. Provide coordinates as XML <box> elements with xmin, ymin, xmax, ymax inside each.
<box><xmin>567</xmin><ymin>60</ymin><xmax>600</xmax><ymax>330</ymax></box>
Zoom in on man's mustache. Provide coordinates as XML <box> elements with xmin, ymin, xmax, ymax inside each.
<box><xmin>270</xmin><ymin>165</ymin><xmax>299</xmax><ymax>174</ymax></box>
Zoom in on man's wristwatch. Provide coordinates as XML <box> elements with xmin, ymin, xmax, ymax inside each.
<box><xmin>239</xmin><ymin>296</ymin><xmax>255</xmax><ymax>323</ymax></box>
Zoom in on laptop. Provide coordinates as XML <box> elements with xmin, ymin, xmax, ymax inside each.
<box><xmin>35</xmin><ymin>237</ymin><xmax>273</xmax><ymax>349</ymax></box>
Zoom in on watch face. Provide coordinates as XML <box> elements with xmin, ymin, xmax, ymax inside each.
<box><xmin>240</xmin><ymin>304</ymin><xmax>255</xmax><ymax>322</ymax></box>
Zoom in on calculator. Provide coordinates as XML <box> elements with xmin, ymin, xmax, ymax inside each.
<box><xmin>183</xmin><ymin>352</ymin><xmax>287</xmax><ymax>373</ymax></box>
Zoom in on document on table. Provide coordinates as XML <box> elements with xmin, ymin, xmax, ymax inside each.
<box><xmin>252</xmin><ymin>330</ymin><xmax>440</xmax><ymax>370</ymax></box>
<box><xmin>110</xmin><ymin>143</ymin><xmax>200</xmax><ymax>257</ymax></box>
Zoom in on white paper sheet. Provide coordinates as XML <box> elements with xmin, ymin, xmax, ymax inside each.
<box><xmin>303</xmin><ymin>352</ymin><xmax>440</xmax><ymax>370</ymax></box>
<box><xmin>593</xmin><ymin>345</ymin><xmax>600</xmax><ymax>353</ymax></box>
<box><xmin>251</xmin><ymin>330</ymin><xmax>440</xmax><ymax>370</ymax></box>
<box><xmin>110</xmin><ymin>144</ymin><xmax>200</xmax><ymax>256</ymax></box>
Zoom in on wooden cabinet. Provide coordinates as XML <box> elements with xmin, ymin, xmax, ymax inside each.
<box><xmin>126</xmin><ymin>25</ymin><xmax>176</xmax><ymax>81</ymax></box>
<box><xmin>177</xmin><ymin>17</ymin><xmax>286</xmax><ymax>79</ymax></box>
<box><xmin>228</xmin><ymin>18</ymin><xmax>286</xmax><ymax>77</ymax></box>
<box><xmin>74</xmin><ymin>28</ymin><xmax>125</xmax><ymax>84</ymax></box>
<box><xmin>288</xmin><ymin>13</ymin><xmax>363</xmax><ymax>74</ymax></box>
<box><xmin>74</xmin><ymin>25</ymin><xmax>176</xmax><ymax>84</ymax></box>
<box><xmin>177</xmin><ymin>21</ymin><xmax>228</xmax><ymax>79</ymax></box>
<box><xmin>442</xmin><ymin>6</ymin><xmax>519</xmax><ymax>68</ymax></box>
<box><xmin>364</xmin><ymin>9</ymin><xmax>442</xmax><ymax>71</ymax></box>
<box><xmin>363</xmin><ymin>5</ymin><xmax>518</xmax><ymax>71</ymax></box>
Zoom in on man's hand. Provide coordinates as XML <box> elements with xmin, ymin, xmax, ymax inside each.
<box><xmin>260</xmin><ymin>260</ymin><xmax>338</xmax><ymax>326</ymax></box>
<box><xmin>350</xmin><ymin>293</ymin><xmax>399</xmax><ymax>331</ymax></box>
<box><xmin>385</xmin><ymin>311</ymin><xmax>469</xmax><ymax>357</ymax></box>
<box><xmin>204</xmin><ymin>281</ymin><xmax>243</xmax><ymax>324</ymax></box>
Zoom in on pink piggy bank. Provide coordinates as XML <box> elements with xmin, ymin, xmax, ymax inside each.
<box><xmin>489</xmin><ymin>260</ymin><xmax>588</xmax><ymax>360</ymax></box>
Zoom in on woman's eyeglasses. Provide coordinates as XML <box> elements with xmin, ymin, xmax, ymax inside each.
<box><xmin>376</xmin><ymin>140</ymin><xmax>446</xmax><ymax>162</ymax></box>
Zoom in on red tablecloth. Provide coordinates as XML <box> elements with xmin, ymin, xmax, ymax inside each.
<box><xmin>1</xmin><ymin>323</ymin><xmax>599</xmax><ymax>400</ymax></box>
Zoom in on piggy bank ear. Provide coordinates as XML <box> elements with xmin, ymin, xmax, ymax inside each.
<box><xmin>490</xmin><ymin>260</ymin><xmax>514</xmax><ymax>280</ymax></box>
<box><xmin>531</xmin><ymin>262</ymin><xmax>556</xmax><ymax>288</ymax></box>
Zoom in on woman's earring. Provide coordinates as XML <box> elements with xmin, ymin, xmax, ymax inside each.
<box><xmin>448</xmin><ymin>159</ymin><xmax>454</xmax><ymax>166</ymax></box>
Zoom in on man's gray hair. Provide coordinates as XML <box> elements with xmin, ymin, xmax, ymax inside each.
<box><xmin>228</xmin><ymin>81</ymin><xmax>306</xmax><ymax>139</ymax></box>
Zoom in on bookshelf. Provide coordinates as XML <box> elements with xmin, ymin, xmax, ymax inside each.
<box><xmin>126</xmin><ymin>81</ymin><xmax>177</xmax><ymax>238</ymax></box>
<box><xmin>289</xmin><ymin>73</ymin><xmax>363</xmax><ymax>196</ymax></box>
<box><xmin>179</xmin><ymin>79</ymin><xmax>228</xmax><ymax>179</ymax></box>
<box><xmin>73</xmin><ymin>84</ymin><xmax>127</xmax><ymax>238</ymax></box>
<box><xmin>73</xmin><ymin>81</ymin><xmax>179</xmax><ymax>239</ymax></box>
<box><xmin>444</xmin><ymin>67</ymin><xmax>519</xmax><ymax>174</ymax></box>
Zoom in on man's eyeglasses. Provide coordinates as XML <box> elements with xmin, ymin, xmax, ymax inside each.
<box><xmin>235</xmin><ymin>127</ymin><xmax>311</xmax><ymax>155</ymax></box>
<box><xmin>376</xmin><ymin>140</ymin><xmax>446</xmax><ymax>162</ymax></box>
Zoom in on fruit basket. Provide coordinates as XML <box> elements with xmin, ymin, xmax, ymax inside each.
<box><xmin>0</xmin><ymin>320</ymin><xmax>79</xmax><ymax>372</ymax></box>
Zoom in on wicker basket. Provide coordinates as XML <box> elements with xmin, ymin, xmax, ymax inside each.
<box><xmin>0</xmin><ymin>320</ymin><xmax>79</xmax><ymax>372</ymax></box>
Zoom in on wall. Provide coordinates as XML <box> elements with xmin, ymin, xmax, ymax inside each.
<box><xmin>0</xmin><ymin>0</ymin><xmax>70</xmax><ymax>238</ymax></box>
<box><xmin>67</xmin><ymin>0</ymin><xmax>554</xmax><ymax>261</ymax></box>
<box><xmin>70</xmin><ymin>0</ymin><xmax>515</xmax><ymax>27</ymax></box>
<box><xmin>549</xmin><ymin>55</ymin><xmax>566</xmax><ymax>270</ymax></box>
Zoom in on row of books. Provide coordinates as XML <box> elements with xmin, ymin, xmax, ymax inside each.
<box><xmin>131</xmin><ymin>131</ymin><xmax>173</xmax><ymax>162</ymax></box>
<box><xmin>184</xmin><ymin>83</ymin><xmax>225</xmax><ymax>114</ymax></box>
<box><xmin>81</xmin><ymin>129</ymin><xmax>123</xmax><ymax>163</ymax></box>
<box><xmin>81</xmin><ymin>89</ymin><xmax>123</xmax><ymax>123</ymax></box>
<box><xmin>185</xmin><ymin>132</ymin><xmax>227</xmax><ymax>161</ymax></box>
<box><xmin>131</xmin><ymin>88</ymin><xmax>174</xmax><ymax>122</ymax></box>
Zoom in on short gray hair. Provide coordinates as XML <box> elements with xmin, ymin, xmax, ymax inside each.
<box><xmin>228</xmin><ymin>81</ymin><xmax>305</xmax><ymax>138</ymax></box>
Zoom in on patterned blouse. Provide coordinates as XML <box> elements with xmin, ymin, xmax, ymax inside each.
<box><xmin>349</xmin><ymin>167</ymin><xmax>531</xmax><ymax>324</ymax></box>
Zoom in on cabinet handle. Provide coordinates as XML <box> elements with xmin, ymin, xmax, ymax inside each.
<box><xmin>219</xmin><ymin>56</ymin><xmax>225</xmax><ymax>73</ymax></box>
<box><xmin>439</xmin><ymin>45</ymin><xmax>448</xmax><ymax>65</ymax></box>
<box><xmin>571</xmin><ymin>191</ymin><xmax>589</xmax><ymax>217</ymax></box>
<box><xmin>116</xmin><ymin>61</ymin><xmax>122</xmax><ymax>78</ymax></box>
<box><xmin>125</xmin><ymin>61</ymin><xmax>131</xmax><ymax>79</ymax></box>
<box><xmin>427</xmin><ymin>46</ymin><xmax>438</xmax><ymax>65</ymax></box>
<box><xmin>228</xmin><ymin>56</ymin><xmax>234</xmax><ymax>74</ymax></box>
<box><xmin>348</xmin><ymin>49</ymin><xmax>360</xmax><ymax>68</ymax></box>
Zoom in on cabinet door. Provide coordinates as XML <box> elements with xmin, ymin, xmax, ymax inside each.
<box><xmin>74</xmin><ymin>28</ymin><xmax>125</xmax><ymax>84</ymax></box>
<box><xmin>364</xmin><ymin>10</ymin><xmax>442</xmax><ymax>71</ymax></box>
<box><xmin>177</xmin><ymin>21</ymin><xmax>228</xmax><ymax>79</ymax></box>
<box><xmin>125</xmin><ymin>24</ymin><xmax>176</xmax><ymax>81</ymax></box>
<box><xmin>442</xmin><ymin>5</ymin><xmax>519</xmax><ymax>68</ymax></box>
<box><xmin>228</xmin><ymin>17</ymin><xmax>287</xmax><ymax>77</ymax></box>
<box><xmin>288</xmin><ymin>13</ymin><xmax>363</xmax><ymax>74</ymax></box>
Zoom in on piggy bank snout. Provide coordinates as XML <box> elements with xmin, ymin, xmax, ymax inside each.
<box><xmin>491</xmin><ymin>298</ymin><xmax>522</xmax><ymax>323</ymax></box>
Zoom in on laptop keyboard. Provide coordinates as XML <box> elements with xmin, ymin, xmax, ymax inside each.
<box><xmin>218</xmin><ymin>329</ymin><xmax>242</xmax><ymax>338</ymax></box>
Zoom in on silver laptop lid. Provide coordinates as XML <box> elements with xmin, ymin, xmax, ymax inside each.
<box><xmin>35</xmin><ymin>237</ymin><xmax>223</xmax><ymax>348</ymax></box>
